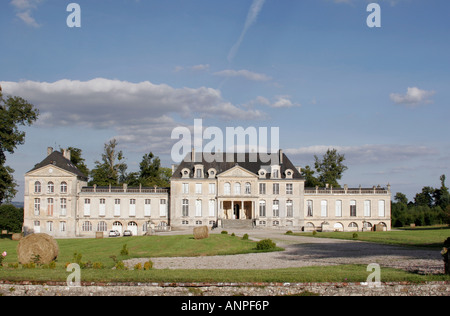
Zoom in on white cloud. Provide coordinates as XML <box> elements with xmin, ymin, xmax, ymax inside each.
<box><xmin>10</xmin><ymin>0</ymin><xmax>43</xmax><ymax>27</ymax></box>
<box><xmin>0</xmin><ymin>78</ymin><xmax>265</xmax><ymax>152</ymax></box>
<box><xmin>390</xmin><ymin>87</ymin><xmax>436</xmax><ymax>106</ymax></box>
<box><xmin>246</xmin><ymin>95</ymin><xmax>300</xmax><ymax>108</ymax></box>
<box><xmin>285</xmin><ymin>144</ymin><xmax>438</xmax><ymax>165</ymax></box>
<box><xmin>214</xmin><ymin>69</ymin><xmax>271</xmax><ymax>82</ymax></box>
<box><xmin>228</xmin><ymin>0</ymin><xmax>266</xmax><ymax>62</ymax></box>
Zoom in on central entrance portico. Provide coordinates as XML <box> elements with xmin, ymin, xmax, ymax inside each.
<box><xmin>220</xmin><ymin>200</ymin><xmax>255</xmax><ymax>220</ymax></box>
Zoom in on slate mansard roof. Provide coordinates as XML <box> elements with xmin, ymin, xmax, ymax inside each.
<box><xmin>172</xmin><ymin>151</ymin><xmax>304</xmax><ymax>180</ymax></box>
<box><xmin>28</xmin><ymin>150</ymin><xmax>88</xmax><ymax>181</ymax></box>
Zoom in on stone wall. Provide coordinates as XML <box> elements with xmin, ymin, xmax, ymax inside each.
<box><xmin>1</xmin><ymin>281</ymin><xmax>449</xmax><ymax>296</ymax></box>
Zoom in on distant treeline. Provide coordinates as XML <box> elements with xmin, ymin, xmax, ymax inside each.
<box><xmin>392</xmin><ymin>175</ymin><xmax>450</xmax><ymax>227</ymax></box>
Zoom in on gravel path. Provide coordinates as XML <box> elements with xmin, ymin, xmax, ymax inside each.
<box><xmin>124</xmin><ymin>229</ymin><xmax>445</xmax><ymax>274</ymax></box>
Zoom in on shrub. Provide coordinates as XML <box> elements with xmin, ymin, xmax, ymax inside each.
<box><xmin>120</xmin><ymin>244</ymin><xmax>129</xmax><ymax>256</ymax></box>
<box><xmin>352</xmin><ymin>233</ymin><xmax>359</xmax><ymax>239</ymax></box>
<box><xmin>286</xmin><ymin>230</ymin><xmax>293</xmax><ymax>235</ymax></box>
<box><xmin>231</xmin><ymin>233</ymin><xmax>236</xmax><ymax>237</ymax></box>
<box><xmin>221</xmin><ymin>230</ymin><xmax>228</xmax><ymax>235</ymax></box>
<box><xmin>144</xmin><ymin>260</ymin><xmax>153</xmax><ymax>270</ymax></box>
<box><xmin>134</xmin><ymin>263</ymin><xmax>142</xmax><ymax>270</ymax></box>
<box><xmin>242</xmin><ymin>234</ymin><xmax>249</xmax><ymax>240</ymax></box>
<box><xmin>312</xmin><ymin>230</ymin><xmax>317</xmax><ymax>236</ymax></box>
<box><xmin>114</xmin><ymin>261</ymin><xmax>126</xmax><ymax>270</ymax></box>
<box><xmin>256</xmin><ymin>239</ymin><xmax>276</xmax><ymax>251</ymax></box>
<box><xmin>93</xmin><ymin>262</ymin><xmax>103</xmax><ymax>269</ymax></box>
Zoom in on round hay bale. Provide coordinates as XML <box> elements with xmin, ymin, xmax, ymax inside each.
<box><xmin>193</xmin><ymin>226</ymin><xmax>209</xmax><ymax>240</ymax></box>
<box><xmin>17</xmin><ymin>233</ymin><xmax>59</xmax><ymax>264</ymax></box>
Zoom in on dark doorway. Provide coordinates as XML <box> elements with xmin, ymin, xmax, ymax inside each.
<box><xmin>234</xmin><ymin>204</ymin><xmax>240</xmax><ymax>219</ymax></box>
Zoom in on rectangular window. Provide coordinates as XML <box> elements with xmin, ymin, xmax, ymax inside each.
<box><xmin>307</xmin><ymin>200</ymin><xmax>313</xmax><ymax>217</ymax></box>
<box><xmin>195</xmin><ymin>183</ymin><xmax>202</xmax><ymax>194</ymax></box>
<box><xmin>209</xmin><ymin>183</ymin><xmax>216</xmax><ymax>194</ymax></box>
<box><xmin>47</xmin><ymin>221</ymin><xmax>53</xmax><ymax>232</ymax></box>
<box><xmin>272</xmin><ymin>200</ymin><xmax>279</xmax><ymax>217</ymax></box>
<box><xmin>160</xmin><ymin>199</ymin><xmax>167</xmax><ymax>217</ymax></box>
<box><xmin>321</xmin><ymin>200</ymin><xmax>328</xmax><ymax>217</ymax></box>
<box><xmin>47</xmin><ymin>198</ymin><xmax>54</xmax><ymax>216</ymax></box>
<box><xmin>350</xmin><ymin>200</ymin><xmax>357</xmax><ymax>217</ymax></box>
<box><xmin>34</xmin><ymin>198</ymin><xmax>40</xmax><ymax>216</ymax></box>
<box><xmin>286</xmin><ymin>200</ymin><xmax>293</xmax><ymax>217</ymax></box>
<box><xmin>378</xmin><ymin>200</ymin><xmax>386</xmax><ymax>217</ymax></box>
<box><xmin>60</xmin><ymin>198</ymin><xmax>67</xmax><ymax>216</ymax></box>
<box><xmin>99</xmin><ymin>199</ymin><xmax>106</xmax><ymax>217</ymax></box>
<box><xmin>208</xmin><ymin>199</ymin><xmax>215</xmax><ymax>217</ymax></box>
<box><xmin>335</xmin><ymin>200</ymin><xmax>342</xmax><ymax>217</ymax></box>
<box><xmin>286</xmin><ymin>184</ymin><xmax>293</xmax><ymax>195</ymax></box>
<box><xmin>259</xmin><ymin>183</ymin><xmax>266</xmax><ymax>195</ymax></box>
<box><xmin>114</xmin><ymin>199</ymin><xmax>121</xmax><ymax>217</ymax></box>
<box><xmin>273</xmin><ymin>183</ymin><xmax>280</xmax><ymax>195</ymax></box>
<box><xmin>129</xmin><ymin>199</ymin><xmax>136</xmax><ymax>217</ymax></box>
<box><xmin>83</xmin><ymin>198</ymin><xmax>90</xmax><ymax>217</ymax></box>
<box><xmin>364</xmin><ymin>200</ymin><xmax>371</xmax><ymax>217</ymax></box>
<box><xmin>60</xmin><ymin>221</ymin><xmax>66</xmax><ymax>232</ymax></box>
<box><xmin>144</xmin><ymin>199</ymin><xmax>151</xmax><ymax>217</ymax></box>
<box><xmin>259</xmin><ymin>200</ymin><xmax>266</xmax><ymax>217</ymax></box>
<box><xmin>195</xmin><ymin>200</ymin><xmax>202</xmax><ymax>217</ymax></box>
<box><xmin>183</xmin><ymin>183</ymin><xmax>189</xmax><ymax>194</ymax></box>
<box><xmin>182</xmin><ymin>199</ymin><xmax>189</xmax><ymax>217</ymax></box>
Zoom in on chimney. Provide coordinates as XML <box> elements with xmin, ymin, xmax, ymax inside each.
<box><xmin>63</xmin><ymin>149</ymin><xmax>71</xmax><ymax>161</ymax></box>
<box><xmin>279</xmin><ymin>149</ymin><xmax>283</xmax><ymax>164</ymax></box>
<box><xmin>47</xmin><ymin>147</ymin><xmax>53</xmax><ymax>156</ymax></box>
<box><xmin>191</xmin><ymin>147</ymin><xmax>196</xmax><ymax>163</ymax></box>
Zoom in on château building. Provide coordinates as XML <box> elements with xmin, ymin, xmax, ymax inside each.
<box><xmin>23</xmin><ymin>148</ymin><xmax>391</xmax><ymax>238</ymax></box>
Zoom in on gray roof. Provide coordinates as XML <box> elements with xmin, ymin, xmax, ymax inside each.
<box><xmin>28</xmin><ymin>151</ymin><xmax>88</xmax><ymax>180</ymax></box>
<box><xmin>172</xmin><ymin>152</ymin><xmax>304</xmax><ymax>180</ymax></box>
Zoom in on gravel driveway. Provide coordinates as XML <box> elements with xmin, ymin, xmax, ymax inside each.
<box><xmin>125</xmin><ymin>229</ymin><xmax>444</xmax><ymax>274</ymax></box>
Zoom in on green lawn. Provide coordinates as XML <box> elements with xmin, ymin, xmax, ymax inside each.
<box><xmin>294</xmin><ymin>226</ymin><xmax>450</xmax><ymax>248</ymax></box>
<box><xmin>0</xmin><ymin>234</ymin><xmax>281</xmax><ymax>268</ymax></box>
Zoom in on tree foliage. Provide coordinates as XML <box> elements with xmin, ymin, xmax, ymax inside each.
<box><xmin>89</xmin><ymin>139</ymin><xmax>127</xmax><ymax>186</ymax></box>
<box><xmin>0</xmin><ymin>204</ymin><xmax>24</xmax><ymax>233</ymax></box>
<box><xmin>0</xmin><ymin>89</ymin><xmax>39</xmax><ymax>204</ymax></box>
<box><xmin>392</xmin><ymin>174</ymin><xmax>450</xmax><ymax>227</ymax></box>
<box><xmin>301</xmin><ymin>148</ymin><xmax>348</xmax><ymax>188</ymax></box>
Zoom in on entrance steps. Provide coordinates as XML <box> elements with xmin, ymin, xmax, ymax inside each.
<box><xmin>221</xmin><ymin>219</ymin><xmax>254</xmax><ymax>230</ymax></box>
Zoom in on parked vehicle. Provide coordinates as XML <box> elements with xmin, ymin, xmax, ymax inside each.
<box><xmin>123</xmin><ymin>230</ymin><xmax>132</xmax><ymax>237</ymax></box>
<box><xmin>109</xmin><ymin>230</ymin><xmax>120</xmax><ymax>237</ymax></box>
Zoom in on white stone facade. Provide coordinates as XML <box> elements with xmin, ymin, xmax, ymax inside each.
<box><xmin>23</xmin><ymin>149</ymin><xmax>391</xmax><ymax>238</ymax></box>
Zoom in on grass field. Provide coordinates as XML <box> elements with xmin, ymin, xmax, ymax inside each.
<box><xmin>0</xmin><ymin>230</ymin><xmax>449</xmax><ymax>284</ymax></box>
<box><xmin>294</xmin><ymin>226</ymin><xmax>450</xmax><ymax>249</ymax></box>
<box><xmin>0</xmin><ymin>234</ymin><xmax>281</xmax><ymax>269</ymax></box>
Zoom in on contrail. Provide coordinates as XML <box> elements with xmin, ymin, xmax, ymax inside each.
<box><xmin>227</xmin><ymin>0</ymin><xmax>266</xmax><ymax>63</ymax></box>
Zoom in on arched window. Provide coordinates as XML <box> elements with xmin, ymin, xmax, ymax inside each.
<box><xmin>82</xmin><ymin>221</ymin><xmax>92</xmax><ymax>232</ymax></box>
<box><xmin>245</xmin><ymin>183</ymin><xmax>251</xmax><ymax>194</ymax></box>
<box><xmin>60</xmin><ymin>182</ymin><xmax>67</xmax><ymax>193</ymax></box>
<box><xmin>97</xmin><ymin>221</ymin><xmax>107</xmax><ymax>232</ymax></box>
<box><xmin>234</xmin><ymin>183</ymin><xmax>241</xmax><ymax>195</ymax></box>
<box><xmin>47</xmin><ymin>182</ymin><xmax>54</xmax><ymax>193</ymax></box>
<box><xmin>34</xmin><ymin>181</ymin><xmax>41</xmax><ymax>193</ymax></box>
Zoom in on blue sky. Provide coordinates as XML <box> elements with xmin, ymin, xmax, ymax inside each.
<box><xmin>1</xmin><ymin>0</ymin><xmax>449</xmax><ymax>201</ymax></box>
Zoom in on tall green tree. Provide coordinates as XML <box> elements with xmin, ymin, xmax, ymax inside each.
<box><xmin>302</xmin><ymin>149</ymin><xmax>348</xmax><ymax>188</ymax></box>
<box><xmin>90</xmin><ymin>139</ymin><xmax>127</xmax><ymax>186</ymax></box>
<box><xmin>0</xmin><ymin>88</ymin><xmax>39</xmax><ymax>203</ymax></box>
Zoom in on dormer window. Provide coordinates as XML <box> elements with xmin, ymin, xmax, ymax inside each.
<box><xmin>258</xmin><ymin>169</ymin><xmax>267</xmax><ymax>179</ymax></box>
<box><xmin>181</xmin><ymin>168</ymin><xmax>191</xmax><ymax>179</ymax></box>
<box><xmin>285</xmin><ymin>169</ymin><xmax>294</xmax><ymax>179</ymax></box>
<box><xmin>194</xmin><ymin>164</ymin><xmax>204</xmax><ymax>179</ymax></box>
<box><xmin>208</xmin><ymin>168</ymin><xmax>217</xmax><ymax>179</ymax></box>
<box><xmin>271</xmin><ymin>166</ymin><xmax>280</xmax><ymax>179</ymax></box>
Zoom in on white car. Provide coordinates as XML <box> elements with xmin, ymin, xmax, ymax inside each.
<box><xmin>109</xmin><ymin>230</ymin><xmax>120</xmax><ymax>237</ymax></box>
